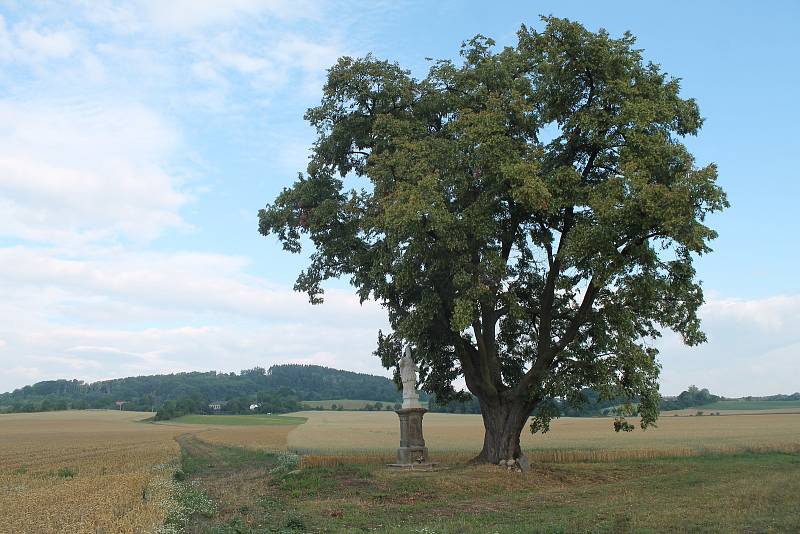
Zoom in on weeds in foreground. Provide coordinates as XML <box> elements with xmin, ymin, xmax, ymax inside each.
<box><xmin>270</xmin><ymin>452</ymin><xmax>300</xmax><ymax>474</ymax></box>
<box><xmin>156</xmin><ymin>474</ymin><xmax>218</xmax><ymax>533</ymax></box>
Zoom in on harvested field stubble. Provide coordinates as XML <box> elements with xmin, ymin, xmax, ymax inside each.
<box><xmin>286</xmin><ymin>410</ymin><xmax>800</xmax><ymax>456</ymax></box>
<box><xmin>0</xmin><ymin>411</ymin><xmax>183</xmax><ymax>534</ymax></box>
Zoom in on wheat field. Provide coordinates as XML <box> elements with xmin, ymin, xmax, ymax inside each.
<box><xmin>0</xmin><ymin>411</ymin><xmax>185</xmax><ymax>534</ymax></box>
<box><xmin>285</xmin><ymin>410</ymin><xmax>800</xmax><ymax>456</ymax></box>
<box><xmin>3</xmin><ymin>409</ymin><xmax>800</xmax><ymax>532</ymax></box>
<box><xmin>0</xmin><ymin>410</ymin><xmax>306</xmax><ymax>533</ymax></box>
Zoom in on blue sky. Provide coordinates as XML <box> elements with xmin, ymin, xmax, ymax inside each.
<box><xmin>0</xmin><ymin>0</ymin><xmax>797</xmax><ymax>396</ymax></box>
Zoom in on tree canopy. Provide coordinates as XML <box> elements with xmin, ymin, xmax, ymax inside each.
<box><xmin>259</xmin><ymin>17</ymin><xmax>727</xmax><ymax>463</ymax></box>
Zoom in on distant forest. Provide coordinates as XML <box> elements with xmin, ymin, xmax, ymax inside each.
<box><xmin>426</xmin><ymin>385</ymin><xmax>800</xmax><ymax>416</ymax></box>
<box><xmin>0</xmin><ymin>364</ymin><xmax>404</xmax><ymax>416</ymax></box>
<box><xmin>1</xmin><ymin>365</ymin><xmax>797</xmax><ymax>419</ymax></box>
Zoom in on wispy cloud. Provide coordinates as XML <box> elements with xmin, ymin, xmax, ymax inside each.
<box><xmin>0</xmin><ymin>244</ymin><xmax>390</xmax><ymax>391</ymax></box>
<box><xmin>0</xmin><ymin>15</ymin><xmax>81</xmax><ymax>62</ymax></box>
<box><xmin>0</xmin><ymin>99</ymin><xmax>187</xmax><ymax>245</ymax></box>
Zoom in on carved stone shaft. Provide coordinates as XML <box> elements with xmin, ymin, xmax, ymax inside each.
<box><xmin>395</xmin><ymin>407</ymin><xmax>428</xmax><ymax>464</ymax></box>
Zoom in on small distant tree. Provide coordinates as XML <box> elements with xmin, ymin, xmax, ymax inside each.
<box><xmin>259</xmin><ymin>17</ymin><xmax>727</xmax><ymax>463</ymax></box>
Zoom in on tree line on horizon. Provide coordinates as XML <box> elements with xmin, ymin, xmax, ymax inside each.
<box><xmin>0</xmin><ymin>364</ymin><xmax>404</xmax><ymax>414</ymax></box>
<box><xmin>3</xmin><ymin>363</ymin><xmax>796</xmax><ymax>418</ymax></box>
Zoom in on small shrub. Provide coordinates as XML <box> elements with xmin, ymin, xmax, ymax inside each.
<box><xmin>271</xmin><ymin>452</ymin><xmax>300</xmax><ymax>474</ymax></box>
<box><xmin>57</xmin><ymin>467</ymin><xmax>76</xmax><ymax>479</ymax></box>
<box><xmin>283</xmin><ymin>511</ymin><xmax>307</xmax><ymax>531</ymax></box>
<box><xmin>173</xmin><ymin>468</ymin><xmax>187</xmax><ymax>481</ymax></box>
<box><xmin>613</xmin><ymin>417</ymin><xmax>634</xmax><ymax>432</ymax></box>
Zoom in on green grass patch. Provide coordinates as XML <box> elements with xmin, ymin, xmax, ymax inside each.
<box><xmin>175</xmin><ymin>433</ymin><xmax>800</xmax><ymax>533</ymax></box>
<box><xmin>699</xmin><ymin>399</ymin><xmax>800</xmax><ymax>411</ymax></box>
<box><xmin>179</xmin><ymin>441</ymin><xmax>278</xmax><ymax>475</ymax></box>
<box><xmin>166</xmin><ymin>414</ymin><xmax>307</xmax><ymax>426</ymax></box>
<box><xmin>56</xmin><ymin>467</ymin><xmax>76</xmax><ymax>479</ymax></box>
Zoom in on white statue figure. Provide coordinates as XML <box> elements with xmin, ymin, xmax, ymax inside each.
<box><xmin>399</xmin><ymin>345</ymin><xmax>422</xmax><ymax>409</ymax></box>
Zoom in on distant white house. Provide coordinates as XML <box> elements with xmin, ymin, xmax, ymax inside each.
<box><xmin>249</xmin><ymin>403</ymin><xmax>260</xmax><ymax>411</ymax></box>
<box><xmin>208</xmin><ymin>401</ymin><xmax>226</xmax><ymax>412</ymax></box>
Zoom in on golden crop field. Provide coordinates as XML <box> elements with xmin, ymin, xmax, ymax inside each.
<box><xmin>0</xmin><ymin>411</ymin><xmax>185</xmax><ymax>534</ymax></box>
<box><xmin>285</xmin><ymin>410</ymin><xmax>800</xmax><ymax>458</ymax></box>
<box><xmin>3</xmin><ymin>409</ymin><xmax>800</xmax><ymax>532</ymax></box>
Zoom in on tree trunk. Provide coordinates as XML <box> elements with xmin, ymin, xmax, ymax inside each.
<box><xmin>473</xmin><ymin>397</ymin><xmax>532</xmax><ymax>465</ymax></box>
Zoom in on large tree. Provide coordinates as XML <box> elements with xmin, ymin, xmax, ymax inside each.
<box><xmin>258</xmin><ymin>17</ymin><xmax>727</xmax><ymax>464</ymax></box>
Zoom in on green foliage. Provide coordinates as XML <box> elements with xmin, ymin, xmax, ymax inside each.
<box><xmin>429</xmin><ymin>393</ymin><xmax>482</xmax><ymax>414</ymax></box>
<box><xmin>57</xmin><ymin>467</ymin><xmax>76</xmax><ymax>479</ymax></box>
<box><xmin>660</xmin><ymin>385</ymin><xmax>720</xmax><ymax>411</ymax></box>
<box><xmin>258</xmin><ymin>16</ymin><xmax>727</xmax><ymax>451</ymax></box>
<box><xmin>613</xmin><ymin>417</ymin><xmax>635</xmax><ymax>432</ymax></box>
<box><xmin>530</xmin><ymin>400</ymin><xmax>562</xmax><ymax>433</ymax></box>
<box><xmin>283</xmin><ymin>511</ymin><xmax>307</xmax><ymax>532</ymax></box>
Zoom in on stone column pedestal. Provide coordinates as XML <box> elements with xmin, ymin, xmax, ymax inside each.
<box><xmin>388</xmin><ymin>408</ymin><xmax>437</xmax><ymax>468</ymax></box>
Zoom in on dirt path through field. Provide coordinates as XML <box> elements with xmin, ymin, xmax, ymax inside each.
<box><xmin>175</xmin><ymin>434</ymin><xmax>286</xmax><ymax>532</ymax></box>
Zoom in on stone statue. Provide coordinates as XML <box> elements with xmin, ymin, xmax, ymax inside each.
<box><xmin>389</xmin><ymin>344</ymin><xmax>433</xmax><ymax>468</ymax></box>
<box><xmin>399</xmin><ymin>345</ymin><xmax>421</xmax><ymax>409</ymax></box>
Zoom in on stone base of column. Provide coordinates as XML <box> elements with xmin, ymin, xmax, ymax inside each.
<box><xmin>387</xmin><ymin>407</ymin><xmax>438</xmax><ymax>469</ymax></box>
<box><xmin>395</xmin><ymin>445</ymin><xmax>429</xmax><ymax>464</ymax></box>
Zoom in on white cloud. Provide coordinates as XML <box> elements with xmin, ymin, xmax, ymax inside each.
<box><xmin>657</xmin><ymin>294</ymin><xmax>800</xmax><ymax>397</ymax></box>
<box><xmin>16</xmin><ymin>26</ymin><xmax>78</xmax><ymax>59</ymax></box>
<box><xmin>183</xmin><ymin>26</ymin><xmax>344</xmax><ymax>103</ymax></box>
<box><xmin>0</xmin><ymin>15</ymin><xmax>80</xmax><ymax>62</ymax></box>
<box><xmin>703</xmin><ymin>295</ymin><xmax>800</xmax><ymax>334</ymax></box>
<box><xmin>0</xmin><ymin>247</ymin><xmax>382</xmax><ymax>325</ymax></box>
<box><xmin>0</xmin><ymin>245</ymin><xmax>391</xmax><ymax>392</ymax></box>
<box><xmin>82</xmin><ymin>0</ymin><xmax>322</xmax><ymax>36</ymax></box>
<box><xmin>0</xmin><ymin>99</ymin><xmax>188</xmax><ymax>244</ymax></box>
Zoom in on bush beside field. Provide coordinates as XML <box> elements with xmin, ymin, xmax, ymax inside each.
<box><xmin>301</xmin><ymin>399</ymin><xmax>421</xmax><ymax>411</ymax></box>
